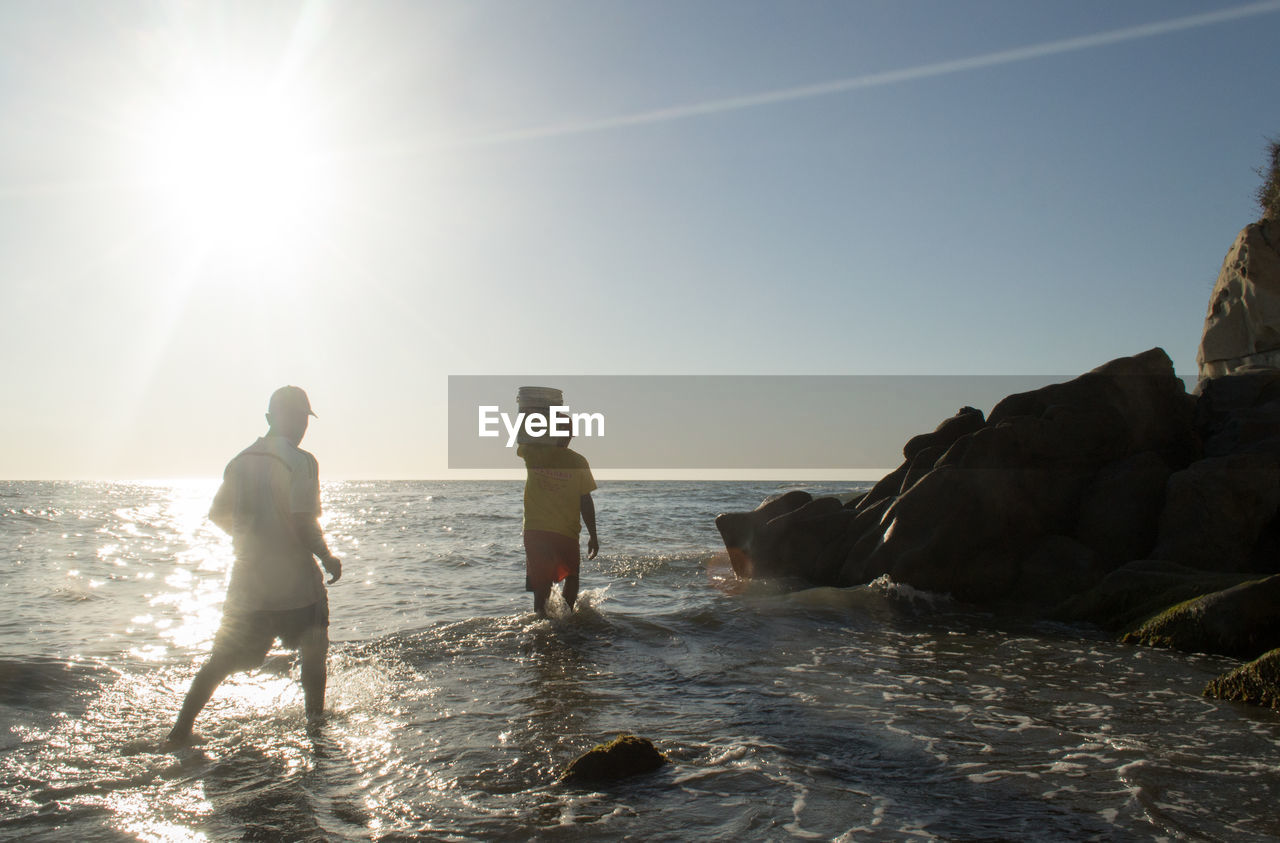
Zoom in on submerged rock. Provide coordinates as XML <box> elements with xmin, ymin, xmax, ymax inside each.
<box><xmin>559</xmin><ymin>734</ymin><xmax>667</xmax><ymax>785</ymax></box>
<box><xmin>1204</xmin><ymin>648</ymin><xmax>1280</xmax><ymax>711</ymax></box>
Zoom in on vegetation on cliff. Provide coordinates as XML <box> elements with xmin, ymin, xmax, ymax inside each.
<box><xmin>1256</xmin><ymin>134</ymin><xmax>1280</xmax><ymax>221</ymax></box>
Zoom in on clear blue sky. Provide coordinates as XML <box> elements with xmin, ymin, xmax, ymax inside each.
<box><xmin>2</xmin><ymin>0</ymin><xmax>1278</xmax><ymax>479</ymax></box>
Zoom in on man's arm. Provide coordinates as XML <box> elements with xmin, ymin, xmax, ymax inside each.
<box><xmin>208</xmin><ymin>479</ymin><xmax>234</xmax><ymax>534</ymax></box>
<box><xmin>580</xmin><ymin>493</ymin><xmax>599</xmax><ymax>560</ymax></box>
<box><xmin>293</xmin><ymin>513</ymin><xmax>342</xmax><ymax>583</ymax></box>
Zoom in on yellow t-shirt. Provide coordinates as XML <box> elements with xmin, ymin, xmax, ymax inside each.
<box><xmin>518</xmin><ymin>444</ymin><xmax>597</xmax><ymax>538</ymax></box>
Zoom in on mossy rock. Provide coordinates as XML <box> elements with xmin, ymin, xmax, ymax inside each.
<box><xmin>1204</xmin><ymin>648</ymin><xmax>1280</xmax><ymax>710</ymax></box>
<box><xmin>1056</xmin><ymin>560</ymin><xmax>1255</xmax><ymax>632</ymax></box>
<box><xmin>559</xmin><ymin>734</ymin><xmax>667</xmax><ymax>785</ymax></box>
<box><xmin>1121</xmin><ymin>574</ymin><xmax>1280</xmax><ymax>658</ymax></box>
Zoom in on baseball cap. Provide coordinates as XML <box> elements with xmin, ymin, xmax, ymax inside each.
<box><xmin>268</xmin><ymin>385</ymin><xmax>317</xmax><ymax>418</ymax></box>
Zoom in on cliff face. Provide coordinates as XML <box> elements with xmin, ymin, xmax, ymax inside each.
<box><xmin>1197</xmin><ymin>219</ymin><xmax>1280</xmax><ymax>381</ymax></box>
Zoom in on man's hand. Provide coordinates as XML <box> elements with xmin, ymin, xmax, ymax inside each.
<box><xmin>322</xmin><ymin>555</ymin><xmax>342</xmax><ymax>584</ymax></box>
<box><xmin>586</xmin><ymin>534</ymin><xmax>599</xmax><ymax>560</ymax></box>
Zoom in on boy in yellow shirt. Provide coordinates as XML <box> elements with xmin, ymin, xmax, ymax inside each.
<box><xmin>517</xmin><ymin>436</ymin><xmax>599</xmax><ymax>616</ymax></box>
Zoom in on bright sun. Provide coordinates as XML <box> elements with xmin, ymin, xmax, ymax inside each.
<box><xmin>142</xmin><ymin>75</ymin><xmax>334</xmax><ymax>267</ymax></box>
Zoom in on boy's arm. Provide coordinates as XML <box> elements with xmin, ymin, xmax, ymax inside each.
<box><xmin>580</xmin><ymin>493</ymin><xmax>599</xmax><ymax>559</ymax></box>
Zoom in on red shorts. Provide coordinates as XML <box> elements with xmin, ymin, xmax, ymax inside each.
<box><xmin>523</xmin><ymin>529</ymin><xmax>581</xmax><ymax>593</ymax></box>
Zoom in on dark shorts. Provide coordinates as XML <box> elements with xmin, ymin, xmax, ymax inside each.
<box><xmin>211</xmin><ymin>599</ymin><xmax>329</xmax><ymax>672</ymax></box>
<box><xmin>524</xmin><ymin>529</ymin><xmax>581</xmax><ymax>593</ymax></box>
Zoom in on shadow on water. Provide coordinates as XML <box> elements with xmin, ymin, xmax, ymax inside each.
<box><xmin>170</xmin><ymin>732</ymin><xmax>370</xmax><ymax>841</ymax></box>
<box><xmin>0</xmin><ymin>650</ymin><xmax>382</xmax><ymax>841</ymax></box>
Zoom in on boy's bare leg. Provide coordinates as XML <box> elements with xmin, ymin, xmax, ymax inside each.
<box><xmin>562</xmin><ymin>575</ymin><xmax>580</xmax><ymax>611</ymax></box>
<box><xmin>533</xmin><ymin>585</ymin><xmax>551</xmax><ymax>617</ymax></box>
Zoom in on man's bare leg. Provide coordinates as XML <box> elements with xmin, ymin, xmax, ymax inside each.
<box><xmin>299</xmin><ymin>627</ymin><xmax>328</xmax><ymax>725</ymax></box>
<box><xmin>167</xmin><ymin>654</ymin><xmax>235</xmax><ymax>744</ymax></box>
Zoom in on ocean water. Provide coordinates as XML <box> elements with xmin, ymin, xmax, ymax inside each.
<box><xmin>2</xmin><ymin>479</ymin><xmax>1279</xmax><ymax>842</ymax></box>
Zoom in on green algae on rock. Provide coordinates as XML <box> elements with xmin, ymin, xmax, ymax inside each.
<box><xmin>1204</xmin><ymin>648</ymin><xmax>1280</xmax><ymax>711</ymax></box>
<box><xmin>1121</xmin><ymin>575</ymin><xmax>1280</xmax><ymax>659</ymax></box>
<box><xmin>560</xmin><ymin>734</ymin><xmax>668</xmax><ymax>785</ymax></box>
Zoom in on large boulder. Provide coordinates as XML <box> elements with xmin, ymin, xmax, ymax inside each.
<box><xmin>848</xmin><ymin>349</ymin><xmax>1195</xmax><ymax>602</ymax></box>
<box><xmin>747</xmin><ymin>495</ymin><xmax>852</xmax><ymax>584</ymax></box>
<box><xmin>1196</xmin><ymin>367</ymin><xmax>1280</xmax><ymax>456</ymax></box>
<box><xmin>714</xmin><ymin>490</ymin><xmax>812</xmax><ymax>578</ymax></box>
<box><xmin>902</xmin><ymin>406</ymin><xmax>985</xmax><ymax>462</ymax></box>
<box><xmin>1006</xmin><ymin>534</ymin><xmax>1100</xmax><ymax>608</ymax></box>
<box><xmin>982</xmin><ymin>348</ymin><xmax>1199</xmax><ymax>469</ymax></box>
<box><xmin>1197</xmin><ymin>219</ymin><xmax>1280</xmax><ymax>382</ymax></box>
<box><xmin>1073</xmin><ymin>451</ymin><xmax>1170</xmax><ymax>568</ymax></box>
<box><xmin>1151</xmin><ymin>453</ymin><xmax>1280</xmax><ymax>573</ymax></box>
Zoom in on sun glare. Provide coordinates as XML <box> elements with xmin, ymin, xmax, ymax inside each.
<box><xmin>142</xmin><ymin>75</ymin><xmax>334</xmax><ymax>267</ymax></box>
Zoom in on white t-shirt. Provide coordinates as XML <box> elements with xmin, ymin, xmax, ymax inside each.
<box><xmin>210</xmin><ymin>434</ymin><xmax>325</xmax><ymax>612</ymax></box>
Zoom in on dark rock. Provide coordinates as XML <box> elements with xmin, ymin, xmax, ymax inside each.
<box><xmin>858</xmin><ymin>465</ymin><xmax>1043</xmax><ymax>601</ymax></box>
<box><xmin>842</xmin><ymin>492</ymin><xmax>867</xmax><ymax>510</ymax></box>
<box><xmin>1121</xmin><ymin>574</ymin><xmax>1280</xmax><ymax>659</ymax></box>
<box><xmin>559</xmin><ymin>734</ymin><xmax>667</xmax><ymax>785</ymax></box>
<box><xmin>837</xmin><ymin>496</ymin><xmax>894</xmax><ymax>585</ymax></box>
<box><xmin>899</xmin><ymin>444</ymin><xmax>944</xmax><ymax>497</ymax></box>
<box><xmin>1197</xmin><ymin>368</ymin><xmax>1280</xmax><ymax>457</ymax></box>
<box><xmin>1073</xmin><ymin>452</ymin><xmax>1170</xmax><ymax>568</ymax></box>
<box><xmin>1151</xmin><ymin>453</ymin><xmax>1280</xmax><ymax>573</ymax></box>
<box><xmin>986</xmin><ymin>348</ymin><xmax>1199</xmax><ymax>469</ymax></box>
<box><xmin>715</xmin><ymin>490</ymin><xmax>811</xmax><ymax>578</ymax></box>
<box><xmin>750</xmin><ymin>496</ymin><xmax>849</xmax><ymax>582</ymax></box>
<box><xmin>1006</xmin><ymin>534</ymin><xmax>1100</xmax><ymax>608</ymax></box>
<box><xmin>903</xmin><ymin>406</ymin><xmax>985</xmax><ymax>461</ymax></box>
<box><xmin>856</xmin><ymin>461</ymin><xmax>910</xmax><ymax>514</ymax></box>
<box><xmin>1055</xmin><ymin>559</ymin><xmax>1259</xmax><ymax>632</ymax></box>
<box><xmin>1203</xmin><ymin>648</ymin><xmax>1280</xmax><ymax>711</ymax></box>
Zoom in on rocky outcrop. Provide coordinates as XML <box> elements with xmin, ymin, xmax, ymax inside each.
<box><xmin>1197</xmin><ymin>219</ymin><xmax>1280</xmax><ymax>381</ymax></box>
<box><xmin>712</xmin><ymin>344</ymin><xmax>1280</xmax><ymax>710</ymax></box>
<box><xmin>715</xmin><ymin>348</ymin><xmax>1219</xmax><ymax>605</ymax></box>
<box><xmin>559</xmin><ymin>734</ymin><xmax>667</xmax><ymax>785</ymax></box>
<box><xmin>716</xmin><ymin>344</ymin><xmax>1280</xmax><ymax>620</ymax></box>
